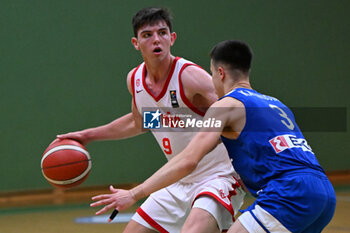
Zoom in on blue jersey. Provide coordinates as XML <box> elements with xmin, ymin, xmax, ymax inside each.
<box><xmin>220</xmin><ymin>88</ymin><xmax>324</xmax><ymax>197</ymax></box>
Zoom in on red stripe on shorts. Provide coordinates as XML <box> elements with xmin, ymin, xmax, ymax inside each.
<box><xmin>137</xmin><ymin>208</ymin><xmax>169</xmax><ymax>233</ymax></box>
<box><xmin>193</xmin><ymin>192</ymin><xmax>236</xmax><ymax>222</ymax></box>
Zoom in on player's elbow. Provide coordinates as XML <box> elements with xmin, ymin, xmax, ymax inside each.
<box><xmin>182</xmin><ymin>158</ymin><xmax>198</xmax><ymax>174</ymax></box>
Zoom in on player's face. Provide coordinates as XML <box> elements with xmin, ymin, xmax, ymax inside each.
<box><xmin>210</xmin><ymin>60</ymin><xmax>225</xmax><ymax>97</ymax></box>
<box><xmin>132</xmin><ymin>21</ymin><xmax>176</xmax><ymax>60</ymax></box>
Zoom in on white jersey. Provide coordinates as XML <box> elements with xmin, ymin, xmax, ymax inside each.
<box><xmin>131</xmin><ymin>57</ymin><xmax>234</xmax><ymax>183</ymax></box>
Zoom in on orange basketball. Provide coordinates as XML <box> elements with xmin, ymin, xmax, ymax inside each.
<box><xmin>41</xmin><ymin>139</ymin><xmax>91</xmax><ymax>189</ymax></box>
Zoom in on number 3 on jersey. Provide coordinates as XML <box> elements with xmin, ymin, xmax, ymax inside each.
<box><xmin>269</xmin><ymin>104</ymin><xmax>295</xmax><ymax>130</ymax></box>
<box><xmin>162</xmin><ymin>137</ymin><xmax>173</xmax><ymax>155</ymax></box>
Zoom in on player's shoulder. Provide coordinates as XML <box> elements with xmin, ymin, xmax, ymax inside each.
<box><xmin>127</xmin><ymin>66</ymin><xmax>136</xmax><ymax>78</ymax></box>
<box><xmin>180</xmin><ymin>64</ymin><xmax>212</xmax><ymax>90</ymax></box>
<box><xmin>206</xmin><ymin>96</ymin><xmax>246</xmax><ymax>124</ymax></box>
<box><xmin>214</xmin><ymin>95</ymin><xmax>245</xmax><ymax>108</ymax></box>
<box><xmin>127</xmin><ymin>67</ymin><xmax>138</xmax><ymax>94</ymax></box>
<box><xmin>181</xmin><ymin>64</ymin><xmax>210</xmax><ymax>79</ymax></box>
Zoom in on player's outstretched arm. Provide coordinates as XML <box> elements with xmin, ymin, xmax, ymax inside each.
<box><xmin>57</xmin><ymin>110</ymin><xmax>143</xmax><ymax>145</ymax></box>
<box><xmin>57</xmin><ymin>68</ymin><xmax>145</xmax><ymax>145</ymax></box>
<box><xmin>90</xmin><ymin>129</ymin><xmax>222</xmax><ymax>214</ymax></box>
<box><xmin>90</xmin><ymin>100</ymin><xmax>238</xmax><ymax>214</ymax></box>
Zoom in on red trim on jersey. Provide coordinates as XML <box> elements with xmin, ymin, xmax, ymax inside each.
<box><xmin>232</xmin><ymin>176</ymin><xmax>241</xmax><ymax>188</ymax></box>
<box><xmin>137</xmin><ymin>208</ymin><xmax>169</xmax><ymax>233</ymax></box>
<box><xmin>178</xmin><ymin>64</ymin><xmax>206</xmax><ymax>117</ymax></box>
<box><xmin>131</xmin><ymin>64</ymin><xmax>142</xmax><ymax>109</ymax></box>
<box><xmin>142</xmin><ymin>57</ymin><xmax>180</xmax><ymax>102</ymax></box>
<box><xmin>192</xmin><ymin>191</ymin><xmax>236</xmax><ymax>221</ymax></box>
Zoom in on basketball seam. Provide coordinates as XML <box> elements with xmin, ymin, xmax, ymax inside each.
<box><xmin>42</xmin><ymin>159</ymin><xmax>91</xmax><ymax>169</ymax></box>
<box><xmin>42</xmin><ymin>161</ymin><xmax>91</xmax><ymax>185</ymax></box>
<box><xmin>41</xmin><ymin>145</ymin><xmax>90</xmax><ymax>167</ymax></box>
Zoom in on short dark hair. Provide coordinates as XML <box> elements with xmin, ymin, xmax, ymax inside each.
<box><xmin>210</xmin><ymin>40</ymin><xmax>253</xmax><ymax>73</ymax></box>
<box><xmin>132</xmin><ymin>7</ymin><xmax>173</xmax><ymax>37</ymax></box>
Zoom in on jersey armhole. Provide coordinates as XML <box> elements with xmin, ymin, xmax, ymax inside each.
<box><xmin>219</xmin><ymin>95</ymin><xmax>247</xmax><ymax>142</ymax></box>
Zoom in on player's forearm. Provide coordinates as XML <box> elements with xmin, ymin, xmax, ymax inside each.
<box><xmin>131</xmin><ymin>159</ymin><xmax>197</xmax><ymax>200</ymax></box>
<box><xmin>83</xmin><ymin>113</ymin><xmax>144</xmax><ymax>143</ymax></box>
<box><xmin>129</xmin><ymin>131</ymin><xmax>221</xmax><ymax>201</ymax></box>
<box><xmin>130</xmin><ymin>146</ymin><xmax>200</xmax><ymax>200</ymax></box>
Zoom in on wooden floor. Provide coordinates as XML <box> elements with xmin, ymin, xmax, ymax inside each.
<box><xmin>0</xmin><ymin>173</ymin><xmax>349</xmax><ymax>233</ymax></box>
<box><xmin>0</xmin><ymin>190</ymin><xmax>349</xmax><ymax>233</ymax></box>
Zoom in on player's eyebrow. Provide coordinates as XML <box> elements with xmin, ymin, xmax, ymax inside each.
<box><xmin>140</xmin><ymin>27</ymin><xmax>168</xmax><ymax>34</ymax></box>
<box><xmin>157</xmin><ymin>27</ymin><xmax>168</xmax><ymax>31</ymax></box>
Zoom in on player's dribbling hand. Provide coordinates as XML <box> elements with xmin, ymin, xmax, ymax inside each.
<box><xmin>90</xmin><ymin>185</ymin><xmax>137</xmax><ymax>215</ymax></box>
<box><xmin>56</xmin><ymin>131</ymin><xmax>88</xmax><ymax>145</ymax></box>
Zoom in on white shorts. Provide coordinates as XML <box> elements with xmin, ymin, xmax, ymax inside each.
<box><xmin>238</xmin><ymin>205</ymin><xmax>291</xmax><ymax>233</ymax></box>
<box><xmin>132</xmin><ymin>176</ymin><xmax>245</xmax><ymax>233</ymax></box>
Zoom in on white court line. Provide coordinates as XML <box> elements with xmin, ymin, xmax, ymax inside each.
<box><xmin>75</xmin><ymin>213</ymin><xmax>134</xmax><ymax>224</ymax></box>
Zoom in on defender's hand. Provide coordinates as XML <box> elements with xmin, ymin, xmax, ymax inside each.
<box><xmin>90</xmin><ymin>185</ymin><xmax>137</xmax><ymax>215</ymax></box>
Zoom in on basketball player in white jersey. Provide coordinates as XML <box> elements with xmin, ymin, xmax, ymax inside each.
<box><xmin>58</xmin><ymin>7</ymin><xmax>244</xmax><ymax>233</ymax></box>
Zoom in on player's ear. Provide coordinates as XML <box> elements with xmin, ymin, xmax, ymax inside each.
<box><xmin>131</xmin><ymin>37</ymin><xmax>140</xmax><ymax>50</ymax></box>
<box><xmin>218</xmin><ymin>67</ymin><xmax>225</xmax><ymax>80</ymax></box>
<box><xmin>170</xmin><ymin>32</ymin><xmax>177</xmax><ymax>46</ymax></box>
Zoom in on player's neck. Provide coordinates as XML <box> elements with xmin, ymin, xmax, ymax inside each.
<box><xmin>144</xmin><ymin>55</ymin><xmax>175</xmax><ymax>83</ymax></box>
<box><xmin>225</xmin><ymin>81</ymin><xmax>252</xmax><ymax>93</ymax></box>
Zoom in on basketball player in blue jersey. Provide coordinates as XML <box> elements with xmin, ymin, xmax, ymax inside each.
<box><xmin>96</xmin><ymin>40</ymin><xmax>337</xmax><ymax>232</ymax></box>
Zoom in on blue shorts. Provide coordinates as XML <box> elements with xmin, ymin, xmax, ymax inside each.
<box><xmin>242</xmin><ymin>169</ymin><xmax>336</xmax><ymax>233</ymax></box>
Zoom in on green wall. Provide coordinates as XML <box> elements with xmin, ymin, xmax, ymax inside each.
<box><xmin>1</xmin><ymin>0</ymin><xmax>349</xmax><ymax>191</ymax></box>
